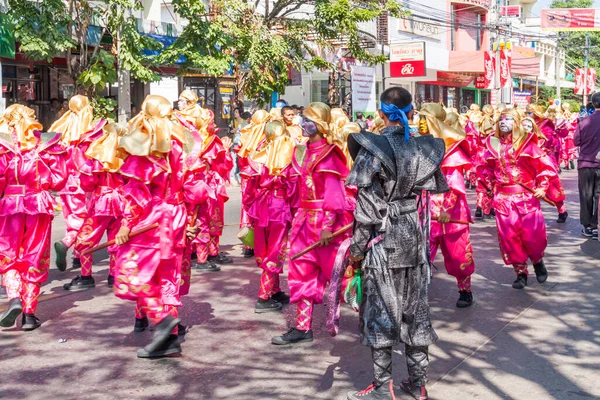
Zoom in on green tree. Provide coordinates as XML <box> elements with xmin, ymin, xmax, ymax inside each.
<box><xmin>161</xmin><ymin>0</ymin><xmax>402</xmax><ymax>105</ymax></box>
<box><xmin>7</xmin><ymin>0</ymin><xmax>160</xmax><ymax>119</ymax></box>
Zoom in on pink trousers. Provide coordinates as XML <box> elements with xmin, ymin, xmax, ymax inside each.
<box><xmin>74</xmin><ymin>215</ymin><xmax>121</xmax><ymax>277</ymax></box>
<box><xmin>60</xmin><ymin>192</ymin><xmax>87</xmax><ymax>249</ymax></box>
<box><xmin>254</xmin><ymin>220</ymin><xmax>289</xmax><ymax>299</ymax></box>
<box><xmin>431</xmin><ymin>228</ymin><xmax>475</xmax><ymax>291</ymax></box>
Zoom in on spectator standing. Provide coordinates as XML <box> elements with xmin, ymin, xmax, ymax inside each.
<box><xmin>355</xmin><ymin>111</ymin><xmax>367</xmax><ymax>130</ymax></box>
<box><xmin>575</xmin><ymin>92</ymin><xmax>600</xmax><ymax>238</ymax></box>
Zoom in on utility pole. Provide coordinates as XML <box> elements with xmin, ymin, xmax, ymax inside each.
<box><xmin>117</xmin><ymin>6</ymin><xmax>132</xmax><ymax>124</ymax></box>
<box><xmin>555</xmin><ymin>33</ymin><xmax>561</xmax><ymax>101</ymax></box>
<box><xmin>583</xmin><ymin>33</ymin><xmax>590</xmax><ymax>106</ymax></box>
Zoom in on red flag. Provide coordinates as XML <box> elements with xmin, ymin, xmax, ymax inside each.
<box><xmin>587</xmin><ymin>68</ymin><xmax>596</xmax><ymax>95</ymax></box>
<box><xmin>575</xmin><ymin>68</ymin><xmax>584</xmax><ymax>95</ymax></box>
<box><xmin>484</xmin><ymin>51</ymin><xmax>495</xmax><ymax>89</ymax></box>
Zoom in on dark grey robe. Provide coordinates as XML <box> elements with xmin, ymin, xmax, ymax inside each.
<box><xmin>347</xmin><ymin>126</ymin><xmax>448</xmax><ymax>349</ymax></box>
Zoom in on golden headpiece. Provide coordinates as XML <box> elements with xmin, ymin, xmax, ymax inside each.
<box><xmin>49</xmin><ymin>95</ymin><xmax>95</xmax><ymax>145</ymax></box>
<box><xmin>251</xmin><ymin>120</ymin><xmax>294</xmax><ymax>175</ymax></box>
<box><xmin>238</xmin><ymin>109</ymin><xmax>271</xmax><ymax>158</ymax></box>
<box><xmin>371</xmin><ymin>117</ymin><xmax>385</xmax><ymax>134</ymax></box>
<box><xmin>269</xmin><ymin>108</ymin><xmax>283</xmax><ymax>122</ymax></box>
<box><xmin>85</xmin><ymin>122</ymin><xmax>128</xmax><ymax>172</ymax></box>
<box><xmin>495</xmin><ymin>108</ymin><xmax>527</xmax><ymax>150</ymax></box>
<box><xmin>526</xmin><ymin>103</ymin><xmax>545</xmax><ymax>120</ymax></box>
<box><xmin>419</xmin><ymin>103</ymin><xmax>465</xmax><ymax>149</ymax></box>
<box><xmin>119</xmin><ymin>95</ymin><xmax>186</xmax><ymax>157</ymax></box>
<box><xmin>330</xmin><ymin>108</ymin><xmax>350</xmax><ymax>147</ymax></box>
<box><xmin>0</xmin><ymin>104</ymin><xmax>42</xmax><ymax>151</ymax></box>
<box><xmin>178</xmin><ymin>90</ymin><xmax>203</xmax><ymax>127</ymax></box>
<box><xmin>303</xmin><ymin>102</ymin><xmax>332</xmax><ymax>143</ymax></box>
<box><xmin>339</xmin><ymin>122</ymin><xmax>361</xmax><ymax>168</ymax></box>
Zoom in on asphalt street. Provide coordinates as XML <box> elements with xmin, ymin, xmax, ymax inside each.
<box><xmin>0</xmin><ymin>169</ymin><xmax>599</xmax><ymax>400</ymax></box>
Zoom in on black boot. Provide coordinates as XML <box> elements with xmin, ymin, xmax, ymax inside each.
<box><xmin>141</xmin><ymin>315</ymin><xmax>180</xmax><ymax>355</ymax></box>
<box><xmin>556</xmin><ymin>212</ymin><xmax>568</xmax><ymax>223</ymax></box>
<box><xmin>399</xmin><ymin>378</ymin><xmax>429</xmax><ymax>400</ymax></box>
<box><xmin>254</xmin><ymin>298</ymin><xmax>282</xmax><ymax>313</ymax></box>
<box><xmin>271</xmin><ymin>291</ymin><xmax>290</xmax><ymax>305</ymax></box>
<box><xmin>271</xmin><ymin>328</ymin><xmax>313</xmax><ymax>345</ymax></box>
<box><xmin>0</xmin><ymin>298</ymin><xmax>23</xmax><ymax>327</ymax></box>
<box><xmin>194</xmin><ymin>261</ymin><xmax>221</xmax><ymax>272</ymax></box>
<box><xmin>107</xmin><ymin>274</ymin><xmax>114</xmax><ymax>288</ymax></box>
<box><xmin>54</xmin><ymin>241</ymin><xmax>68</xmax><ymax>272</ymax></box>
<box><xmin>72</xmin><ymin>258</ymin><xmax>81</xmax><ymax>269</ymax></box>
<box><xmin>208</xmin><ymin>252</ymin><xmax>233</xmax><ymax>264</ymax></box>
<box><xmin>137</xmin><ymin>334</ymin><xmax>181</xmax><ymax>358</ymax></box>
<box><xmin>456</xmin><ymin>291</ymin><xmax>473</xmax><ymax>308</ymax></box>
<box><xmin>190</xmin><ymin>252</ymin><xmax>197</xmax><ymax>260</ymax></box>
<box><xmin>533</xmin><ymin>260</ymin><xmax>548</xmax><ymax>283</ymax></box>
<box><xmin>489</xmin><ymin>208</ymin><xmax>496</xmax><ymax>217</ymax></box>
<box><xmin>63</xmin><ymin>275</ymin><xmax>95</xmax><ymax>291</ymax></box>
<box><xmin>22</xmin><ymin>314</ymin><xmax>41</xmax><ymax>331</ymax></box>
<box><xmin>570</xmin><ymin>160</ymin><xmax>575</xmax><ymax>170</ymax></box>
<box><xmin>347</xmin><ymin>381</ymin><xmax>397</xmax><ymax>400</ymax></box>
<box><xmin>512</xmin><ymin>273</ymin><xmax>528</xmax><ymax>289</ymax></box>
<box><xmin>243</xmin><ymin>248</ymin><xmax>255</xmax><ymax>258</ymax></box>
<box><xmin>475</xmin><ymin>207</ymin><xmax>483</xmax><ymax>219</ymax></box>
<box><xmin>134</xmin><ymin>317</ymin><xmax>149</xmax><ymax>332</ymax></box>
<box><xmin>177</xmin><ymin>323</ymin><xmax>188</xmax><ymax>337</ymax></box>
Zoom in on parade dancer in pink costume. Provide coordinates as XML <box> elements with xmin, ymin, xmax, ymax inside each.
<box><xmin>419</xmin><ymin>105</ymin><xmax>475</xmax><ymax>308</ymax></box>
<box><xmin>63</xmin><ymin>123</ymin><xmax>127</xmax><ymax>291</ymax></box>
<box><xmin>51</xmin><ymin>95</ymin><xmax>104</xmax><ymax>272</ymax></box>
<box><xmin>474</xmin><ymin>105</ymin><xmax>496</xmax><ymax>219</ymax></box>
<box><xmin>113</xmin><ymin>95</ymin><xmax>204</xmax><ymax>358</ymax></box>
<box><xmin>521</xmin><ymin>117</ymin><xmax>568</xmax><ymax>223</ymax></box>
<box><xmin>0</xmin><ymin>105</ymin><xmax>67</xmax><ymax>330</ymax></box>
<box><xmin>271</xmin><ymin>102</ymin><xmax>349</xmax><ymax>345</ymax></box>
<box><xmin>241</xmin><ymin>121</ymin><xmax>298</xmax><ymax>313</ymax></box>
<box><xmin>481</xmin><ymin>109</ymin><xmax>555</xmax><ymax>290</ymax></box>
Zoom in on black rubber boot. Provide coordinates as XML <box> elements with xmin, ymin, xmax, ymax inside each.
<box><xmin>208</xmin><ymin>252</ymin><xmax>233</xmax><ymax>264</ymax></box>
<box><xmin>456</xmin><ymin>291</ymin><xmax>473</xmax><ymax>308</ymax></box>
<box><xmin>72</xmin><ymin>258</ymin><xmax>81</xmax><ymax>269</ymax></box>
<box><xmin>134</xmin><ymin>317</ymin><xmax>149</xmax><ymax>332</ymax></box>
<box><xmin>512</xmin><ymin>273</ymin><xmax>528</xmax><ymax>289</ymax></box>
<box><xmin>475</xmin><ymin>207</ymin><xmax>483</xmax><ymax>219</ymax></box>
<box><xmin>22</xmin><ymin>314</ymin><xmax>41</xmax><ymax>331</ymax></box>
<box><xmin>63</xmin><ymin>275</ymin><xmax>95</xmax><ymax>291</ymax></box>
<box><xmin>141</xmin><ymin>315</ymin><xmax>180</xmax><ymax>354</ymax></box>
<box><xmin>347</xmin><ymin>381</ymin><xmax>397</xmax><ymax>400</ymax></box>
<box><xmin>54</xmin><ymin>241</ymin><xmax>68</xmax><ymax>272</ymax></box>
<box><xmin>107</xmin><ymin>275</ymin><xmax>114</xmax><ymax>288</ymax></box>
<box><xmin>137</xmin><ymin>334</ymin><xmax>181</xmax><ymax>358</ymax></box>
<box><xmin>254</xmin><ymin>298</ymin><xmax>283</xmax><ymax>313</ymax></box>
<box><xmin>271</xmin><ymin>291</ymin><xmax>290</xmax><ymax>305</ymax></box>
<box><xmin>533</xmin><ymin>260</ymin><xmax>548</xmax><ymax>283</ymax></box>
<box><xmin>556</xmin><ymin>212</ymin><xmax>568</xmax><ymax>223</ymax></box>
<box><xmin>194</xmin><ymin>261</ymin><xmax>221</xmax><ymax>272</ymax></box>
<box><xmin>0</xmin><ymin>298</ymin><xmax>23</xmax><ymax>327</ymax></box>
<box><xmin>243</xmin><ymin>248</ymin><xmax>254</xmax><ymax>258</ymax></box>
<box><xmin>177</xmin><ymin>323</ymin><xmax>188</xmax><ymax>337</ymax></box>
<box><xmin>271</xmin><ymin>328</ymin><xmax>313</xmax><ymax>345</ymax></box>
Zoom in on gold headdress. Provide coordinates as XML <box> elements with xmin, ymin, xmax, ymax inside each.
<box><xmin>495</xmin><ymin>108</ymin><xmax>527</xmax><ymax>151</ymax></box>
<box><xmin>251</xmin><ymin>120</ymin><xmax>295</xmax><ymax>175</ymax></box>
<box><xmin>0</xmin><ymin>104</ymin><xmax>43</xmax><ymax>151</ymax></box>
<box><xmin>339</xmin><ymin>122</ymin><xmax>361</xmax><ymax>168</ymax></box>
<box><xmin>419</xmin><ymin>103</ymin><xmax>465</xmax><ymax>149</ymax></box>
<box><xmin>119</xmin><ymin>95</ymin><xmax>186</xmax><ymax>157</ymax></box>
<box><xmin>238</xmin><ymin>110</ymin><xmax>270</xmax><ymax>158</ymax></box>
<box><xmin>269</xmin><ymin>108</ymin><xmax>283</xmax><ymax>122</ymax></box>
<box><xmin>85</xmin><ymin>122</ymin><xmax>128</xmax><ymax>171</ymax></box>
<box><xmin>178</xmin><ymin>90</ymin><xmax>203</xmax><ymax>127</ymax></box>
<box><xmin>303</xmin><ymin>102</ymin><xmax>332</xmax><ymax>144</ymax></box>
<box><xmin>371</xmin><ymin>117</ymin><xmax>385</xmax><ymax>134</ymax></box>
<box><xmin>330</xmin><ymin>108</ymin><xmax>350</xmax><ymax>147</ymax></box>
<box><xmin>49</xmin><ymin>95</ymin><xmax>95</xmax><ymax>145</ymax></box>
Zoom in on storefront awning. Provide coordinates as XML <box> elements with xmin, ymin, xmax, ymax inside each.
<box><xmin>421</xmin><ymin>71</ymin><xmax>475</xmax><ymax>87</ymax></box>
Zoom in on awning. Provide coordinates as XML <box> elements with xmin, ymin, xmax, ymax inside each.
<box><xmin>143</xmin><ymin>34</ymin><xmax>185</xmax><ymax>64</ymax></box>
<box><xmin>421</xmin><ymin>71</ymin><xmax>475</xmax><ymax>87</ymax></box>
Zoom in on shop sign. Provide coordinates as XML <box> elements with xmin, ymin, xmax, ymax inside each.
<box><xmin>541</xmin><ymin>8</ymin><xmax>600</xmax><ymax>31</ymax></box>
<box><xmin>389</xmin><ymin>42</ymin><xmax>426</xmax><ymax>78</ymax></box>
<box><xmin>500</xmin><ymin>6</ymin><xmax>522</xmax><ymax>18</ymax></box>
<box><xmin>397</xmin><ymin>16</ymin><xmax>441</xmax><ymax>41</ymax></box>
<box><xmin>513</xmin><ymin>90</ymin><xmax>532</xmax><ymax>108</ymax></box>
<box><xmin>351</xmin><ymin>66</ymin><xmax>377</xmax><ymax>113</ymax></box>
<box><xmin>575</xmin><ymin>68</ymin><xmax>596</xmax><ymax>95</ymax></box>
<box><xmin>475</xmin><ymin>75</ymin><xmax>486</xmax><ymax>89</ymax></box>
<box><xmin>483</xmin><ymin>51</ymin><xmax>495</xmax><ymax>89</ymax></box>
<box><xmin>499</xmin><ymin>49</ymin><xmax>512</xmax><ymax>88</ymax></box>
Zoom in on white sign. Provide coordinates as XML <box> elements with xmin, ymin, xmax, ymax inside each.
<box><xmin>390</xmin><ymin>42</ymin><xmax>426</xmax><ymax>63</ymax></box>
<box><xmin>351</xmin><ymin>66</ymin><xmax>377</xmax><ymax>114</ymax></box>
<box><xmin>397</xmin><ymin>16</ymin><xmax>441</xmax><ymax>41</ymax></box>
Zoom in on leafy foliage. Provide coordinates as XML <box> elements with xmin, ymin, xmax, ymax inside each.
<box><xmin>91</xmin><ymin>96</ymin><xmax>118</xmax><ymax>121</ymax></box>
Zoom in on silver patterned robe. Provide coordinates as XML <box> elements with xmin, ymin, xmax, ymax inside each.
<box><xmin>347</xmin><ymin>126</ymin><xmax>448</xmax><ymax>348</ymax></box>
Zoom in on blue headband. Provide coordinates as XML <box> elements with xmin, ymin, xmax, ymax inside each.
<box><xmin>381</xmin><ymin>102</ymin><xmax>413</xmax><ymax>141</ymax></box>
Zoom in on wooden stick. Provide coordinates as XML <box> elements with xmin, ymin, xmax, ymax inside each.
<box><xmin>81</xmin><ymin>223</ymin><xmax>160</xmax><ymax>255</ymax></box>
<box><xmin>432</xmin><ymin>216</ymin><xmax>471</xmax><ymax>225</ymax></box>
<box><xmin>290</xmin><ymin>223</ymin><xmax>353</xmax><ymax>261</ymax></box>
<box><xmin>518</xmin><ymin>183</ymin><xmax>557</xmax><ymax>207</ymax></box>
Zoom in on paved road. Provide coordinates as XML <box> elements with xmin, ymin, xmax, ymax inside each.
<box><xmin>1</xmin><ymin>170</ymin><xmax>599</xmax><ymax>400</ymax></box>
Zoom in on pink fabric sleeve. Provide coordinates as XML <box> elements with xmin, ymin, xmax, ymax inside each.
<box><xmin>439</xmin><ymin>167</ymin><xmax>464</xmax><ymax>213</ymax></box>
<box><xmin>41</xmin><ymin>150</ymin><xmax>68</xmax><ymax>192</ymax></box>
<box><xmin>322</xmin><ymin>172</ymin><xmax>346</xmax><ymax>231</ymax></box>
<box><xmin>183</xmin><ymin>169</ymin><xmax>213</xmax><ymax>205</ymax></box>
<box><xmin>531</xmin><ymin>155</ymin><xmax>556</xmax><ymax>191</ymax></box>
<box><xmin>78</xmin><ymin>159</ymin><xmax>100</xmax><ymax>192</ymax></box>
<box><xmin>120</xmin><ymin>178</ymin><xmax>152</xmax><ymax>229</ymax></box>
<box><xmin>0</xmin><ymin>153</ymin><xmax>8</xmax><ymax>193</ymax></box>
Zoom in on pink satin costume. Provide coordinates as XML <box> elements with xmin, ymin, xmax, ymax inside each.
<box><xmin>430</xmin><ymin>140</ymin><xmax>475</xmax><ymax>292</ymax></box>
<box><xmin>288</xmin><ymin>139</ymin><xmax>349</xmax><ymax>330</ymax></box>
<box><xmin>241</xmin><ymin>160</ymin><xmax>298</xmax><ymax>299</ymax></box>
<box><xmin>481</xmin><ymin>134</ymin><xmax>555</xmax><ymax>275</ymax></box>
<box><xmin>0</xmin><ymin>132</ymin><xmax>67</xmax><ymax>315</ymax></box>
<box><xmin>537</xmin><ymin>119</ymin><xmax>568</xmax><ymax>214</ymax></box>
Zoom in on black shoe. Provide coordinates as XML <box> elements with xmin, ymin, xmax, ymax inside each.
<box><xmin>143</xmin><ymin>315</ymin><xmax>180</xmax><ymax>354</ymax></box>
<box><xmin>208</xmin><ymin>252</ymin><xmax>233</xmax><ymax>264</ymax></box>
<box><xmin>72</xmin><ymin>258</ymin><xmax>81</xmax><ymax>269</ymax></box>
<box><xmin>570</xmin><ymin>160</ymin><xmax>575</xmax><ymax>170</ymax></box>
<box><xmin>556</xmin><ymin>212</ymin><xmax>568</xmax><ymax>223</ymax></box>
<box><xmin>489</xmin><ymin>208</ymin><xmax>496</xmax><ymax>217</ymax></box>
<box><xmin>594</xmin><ymin>230</ymin><xmax>599</xmax><ymax>239</ymax></box>
<box><xmin>54</xmin><ymin>241</ymin><xmax>68</xmax><ymax>272</ymax></box>
<box><xmin>137</xmin><ymin>334</ymin><xmax>182</xmax><ymax>358</ymax></box>
<box><xmin>194</xmin><ymin>261</ymin><xmax>221</xmax><ymax>272</ymax></box>
<box><xmin>347</xmin><ymin>381</ymin><xmax>397</xmax><ymax>400</ymax></box>
<box><xmin>475</xmin><ymin>207</ymin><xmax>483</xmax><ymax>219</ymax></box>
<box><xmin>177</xmin><ymin>323</ymin><xmax>188</xmax><ymax>337</ymax></box>
<box><xmin>271</xmin><ymin>328</ymin><xmax>313</xmax><ymax>345</ymax></box>
<box><xmin>243</xmin><ymin>248</ymin><xmax>255</xmax><ymax>258</ymax></box>
<box><xmin>107</xmin><ymin>275</ymin><xmax>114</xmax><ymax>288</ymax></box>
<box><xmin>63</xmin><ymin>275</ymin><xmax>95</xmax><ymax>291</ymax></box>
<box><xmin>512</xmin><ymin>273</ymin><xmax>528</xmax><ymax>289</ymax></box>
<box><xmin>533</xmin><ymin>260</ymin><xmax>548</xmax><ymax>283</ymax></box>
<box><xmin>0</xmin><ymin>298</ymin><xmax>23</xmax><ymax>327</ymax></box>
<box><xmin>254</xmin><ymin>298</ymin><xmax>283</xmax><ymax>313</ymax></box>
<box><xmin>582</xmin><ymin>227</ymin><xmax>594</xmax><ymax>237</ymax></box>
<box><xmin>399</xmin><ymin>378</ymin><xmax>429</xmax><ymax>400</ymax></box>
<box><xmin>22</xmin><ymin>314</ymin><xmax>41</xmax><ymax>331</ymax></box>
<box><xmin>271</xmin><ymin>291</ymin><xmax>290</xmax><ymax>305</ymax></box>
<box><xmin>190</xmin><ymin>252</ymin><xmax>197</xmax><ymax>261</ymax></box>
<box><xmin>134</xmin><ymin>317</ymin><xmax>149</xmax><ymax>332</ymax></box>
<box><xmin>456</xmin><ymin>291</ymin><xmax>473</xmax><ymax>308</ymax></box>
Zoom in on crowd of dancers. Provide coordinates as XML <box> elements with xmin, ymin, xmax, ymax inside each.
<box><xmin>0</xmin><ymin>86</ymin><xmax>580</xmax><ymax>399</ymax></box>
